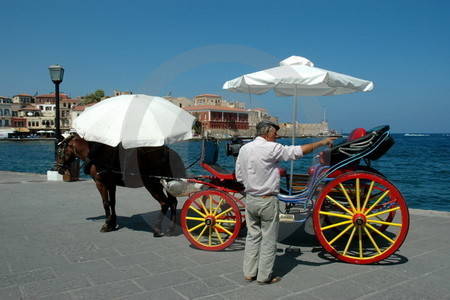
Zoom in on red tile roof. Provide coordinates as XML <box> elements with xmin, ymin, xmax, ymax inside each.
<box><xmin>21</xmin><ymin>105</ymin><xmax>40</xmax><ymax>111</ymax></box>
<box><xmin>35</xmin><ymin>93</ymin><xmax>69</xmax><ymax>99</ymax></box>
<box><xmin>73</xmin><ymin>103</ymin><xmax>95</xmax><ymax>111</ymax></box>
<box><xmin>194</xmin><ymin>94</ymin><xmax>222</xmax><ymax>98</ymax></box>
<box><xmin>184</xmin><ymin>105</ymin><xmax>247</xmax><ymax>112</ymax></box>
<box><xmin>13</xmin><ymin>93</ymin><xmax>33</xmax><ymax>97</ymax></box>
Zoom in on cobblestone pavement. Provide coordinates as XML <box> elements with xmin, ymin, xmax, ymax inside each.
<box><xmin>1</xmin><ymin>171</ymin><xmax>449</xmax><ymax>299</ymax></box>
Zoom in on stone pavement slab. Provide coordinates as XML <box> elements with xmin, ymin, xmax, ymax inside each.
<box><xmin>0</xmin><ymin>171</ymin><xmax>449</xmax><ymax>299</ymax></box>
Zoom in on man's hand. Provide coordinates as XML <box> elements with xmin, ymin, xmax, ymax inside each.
<box><xmin>301</xmin><ymin>137</ymin><xmax>338</xmax><ymax>155</ymax></box>
<box><xmin>321</xmin><ymin>137</ymin><xmax>337</xmax><ymax>147</ymax></box>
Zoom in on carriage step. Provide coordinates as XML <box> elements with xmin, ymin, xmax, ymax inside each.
<box><xmin>279</xmin><ymin>213</ymin><xmax>295</xmax><ymax>223</ymax></box>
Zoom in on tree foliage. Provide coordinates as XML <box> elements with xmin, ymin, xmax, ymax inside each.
<box><xmin>80</xmin><ymin>89</ymin><xmax>105</xmax><ymax>105</ymax></box>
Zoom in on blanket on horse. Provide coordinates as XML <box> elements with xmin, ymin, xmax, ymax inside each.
<box><xmin>84</xmin><ymin>142</ymin><xmax>186</xmax><ymax>188</ymax></box>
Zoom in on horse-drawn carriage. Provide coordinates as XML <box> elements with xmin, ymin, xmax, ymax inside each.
<box><xmin>57</xmin><ymin>124</ymin><xmax>409</xmax><ymax>265</ymax></box>
<box><xmin>178</xmin><ymin>125</ymin><xmax>409</xmax><ymax>264</ymax></box>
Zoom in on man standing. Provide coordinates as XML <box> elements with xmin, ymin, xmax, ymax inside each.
<box><xmin>235</xmin><ymin>121</ymin><xmax>335</xmax><ymax>284</ymax></box>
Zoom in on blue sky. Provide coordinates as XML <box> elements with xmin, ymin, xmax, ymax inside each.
<box><xmin>1</xmin><ymin>0</ymin><xmax>449</xmax><ymax>133</ymax></box>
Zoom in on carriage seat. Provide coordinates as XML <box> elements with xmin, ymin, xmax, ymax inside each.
<box><xmin>201</xmin><ymin>139</ymin><xmax>235</xmax><ymax>180</ymax></box>
<box><xmin>321</xmin><ymin>125</ymin><xmax>394</xmax><ymax>166</ymax></box>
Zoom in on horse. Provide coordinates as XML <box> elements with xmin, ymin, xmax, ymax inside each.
<box><xmin>56</xmin><ymin>134</ymin><xmax>186</xmax><ymax>237</ymax></box>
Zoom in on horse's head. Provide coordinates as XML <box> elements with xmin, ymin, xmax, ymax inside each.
<box><xmin>56</xmin><ymin>134</ymin><xmax>78</xmax><ymax>175</ymax></box>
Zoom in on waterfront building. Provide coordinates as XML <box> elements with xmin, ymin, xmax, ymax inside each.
<box><xmin>113</xmin><ymin>90</ymin><xmax>132</xmax><ymax>96</ymax></box>
<box><xmin>164</xmin><ymin>96</ymin><xmax>193</xmax><ymax>108</ymax></box>
<box><xmin>276</xmin><ymin>120</ymin><xmax>330</xmax><ymax>137</ymax></box>
<box><xmin>12</xmin><ymin>93</ymin><xmax>34</xmax><ymax>108</ymax></box>
<box><xmin>60</xmin><ymin>98</ymin><xmax>80</xmax><ymax>129</ymax></box>
<box><xmin>0</xmin><ymin>96</ymin><xmax>12</xmax><ymax>128</ymax></box>
<box><xmin>184</xmin><ymin>105</ymin><xmax>249</xmax><ymax>138</ymax></box>
<box><xmin>2</xmin><ymin>90</ymin><xmax>334</xmax><ymax>139</ymax></box>
<box><xmin>34</xmin><ymin>93</ymin><xmax>69</xmax><ymax>104</ymax></box>
<box><xmin>17</xmin><ymin>106</ymin><xmax>44</xmax><ymax>135</ymax></box>
<box><xmin>69</xmin><ymin>103</ymin><xmax>95</xmax><ymax>124</ymax></box>
<box><xmin>193</xmin><ymin>94</ymin><xmax>224</xmax><ymax>106</ymax></box>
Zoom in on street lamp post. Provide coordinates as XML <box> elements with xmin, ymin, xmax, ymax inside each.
<box><xmin>48</xmin><ymin>64</ymin><xmax>64</xmax><ymax>169</ymax></box>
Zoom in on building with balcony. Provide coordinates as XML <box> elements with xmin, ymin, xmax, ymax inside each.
<box><xmin>184</xmin><ymin>105</ymin><xmax>249</xmax><ymax>137</ymax></box>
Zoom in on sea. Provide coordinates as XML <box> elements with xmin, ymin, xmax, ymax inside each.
<box><xmin>1</xmin><ymin>133</ymin><xmax>449</xmax><ymax>212</ymax></box>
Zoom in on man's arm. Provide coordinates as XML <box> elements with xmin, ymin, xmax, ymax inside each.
<box><xmin>301</xmin><ymin>137</ymin><xmax>336</xmax><ymax>155</ymax></box>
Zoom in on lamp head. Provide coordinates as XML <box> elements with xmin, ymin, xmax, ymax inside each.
<box><xmin>49</xmin><ymin>64</ymin><xmax>64</xmax><ymax>84</ymax></box>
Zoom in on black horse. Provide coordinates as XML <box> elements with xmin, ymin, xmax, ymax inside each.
<box><xmin>56</xmin><ymin>134</ymin><xmax>185</xmax><ymax>237</ymax></box>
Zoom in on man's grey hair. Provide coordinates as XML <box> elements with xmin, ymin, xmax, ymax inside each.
<box><xmin>256</xmin><ymin>120</ymin><xmax>280</xmax><ymax>136</ymax></box>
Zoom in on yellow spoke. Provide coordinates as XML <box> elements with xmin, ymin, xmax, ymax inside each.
<box><xmin>209</xmin><ymin>195</ymin><xmax>213</xmax><ymax>213</ymax></box>
<box><xmin>185</xmin><ymin>216</ymin><xmax>206</xmax><ymax>221</ymax></box>
<box><xmin>328</xmin><ymin>224</ymin><xmax>354</xmax><ymax>245</ymax></box>
<box><xmin>195</xmin><ymin>225</ymin><xmax>208</xmax><ymax>241</ymax></box>
<box><xmin>356</xmin><ymin>179</ymin><xmax>361</xmax><ymax>212</ymax></box>
<box><xmin>326</xmin><ymin>195</ymin><xmax>354</xmax><ymax>216</ymax></box>
<box><xmin>321</xmin><ymin>220</ymin><xmax>353</xmax><ymax>231</ymax></box>
<box><xmin>212</xmin><ymin>198</ymin><xmax>224</xmax><ymax>215</ymax></box>
<box><xmin>367</xmin><ymin>219</ymin><xmax>402</xmax><ymax>227</ymax></box>
<box><xmin>214</xmin><ymin>227</ymin><xmax>224</xmax><ymax>244</ymax></box>
<box><xmin>188</xmin><ymin>222</ymin><xmax>205</xmax><ymax>233</ymax></box>
<box><xmin>343</xmin><ymin>226</ymin><xmax>357</xmax><ymax>256</ymax></box>
<box><xmin>366</xmin><ymin>223</ymin><xmax>395</xmax><ymax>244</ymax></box>
<box><xmin>208</xmin><ymin>226</ymin><xmax>212</xmax><ymax>245</ymax></box>
<box><xmin>366</xmin><ymin>206</ymin><xmax>400</xmax><ymax>219</ymax></box>
<box><xmin>363</xmin><ymin>226</ymin><xmax>382</xmax><ymax>254</ymax></box>
<box><xmin>216</xmin><ymin>224</ymin><xmax>234</xmax><ymax>236</ymax></box>
<box><xmin>199</xmin><ymin>197</ymin><xmax>208</xmax><ymax>214</ymax></box>
<box><xmin>339</xmin><ymin>183</ymin><xmax>356</xmax><ymax>212</ymax></box>
<box><xmin>361</xmin><ymin>181</ymin><xmax>375</xmax><ymax>211</ymax></box>
<box><xmin>216</xmin><ymin>219</ymin><xmax>237</xmax><ymax>224</ymax></box>
<box><xmin>319</xmin><ymin>211</ymin><xmax>353</xmax><ymax>219</ymax></box>
<box><xmin>216</xmin><ymin>207</ymin><xmax>234</xmax><ymax>219</ymax></box>
<box><xmin>201</xmin><ymin>197</ymin><xmax>211</xmax><ymax>214</ymax></box>
<box><xmin>358</xmin><ymin>226</ymin><xmax>363</xmax><ymax>258</ymax></box>
<box><xmin>189</xmin><ymin>206</ymin><xmax>206</xmax><ymax>218</ymax></box>
<box><xmin>365</xmin><ymin>190</ymin><xmax>390</xmax><ymax>215</ymax></box>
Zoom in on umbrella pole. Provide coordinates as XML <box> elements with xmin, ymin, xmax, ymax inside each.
<box><xmin>248</xmin><ymin>86</ymin><xmax>253</xmax><ymax>110</ymax></box>
<box><xmin>289</xmin><ymin>87</ymin><xmax>298</xmax><ymax>194</ymax></box>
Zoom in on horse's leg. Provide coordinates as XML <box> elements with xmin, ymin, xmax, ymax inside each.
<box><xmin>143</xmin><ymin>181</ymin><xmax>171</xmax><ymax>237</ymax></box>
<box><xmin>107</xmin><ymin>184</ymin><xmax>117</xmax><ymax>230</ymax></box>
<box><xmin>95</xmin><ymin>180</ymin><xmax>114</xmax><ymax>232</ymax></box>
<box><xmin>166</xmin><ymin>193</ymin><xmax>178</xmax><ymax>236</ymax></box>
<box><xmin>154</xmin><ymin>201</ymin><xmax>168</xmax><ymax>237</ymax></box>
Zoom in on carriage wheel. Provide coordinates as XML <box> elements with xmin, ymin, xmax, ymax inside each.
<box><xmin>323</xmin><ymin>169</ymin><xmax>394</xmax><ymax>235</ymax></box>
<box><xmin>313</xmin><ymin>171</ymin><xmax>409</xmax><ymax>264</ymax></box>
<box><xmin>181</xmin><ymin>189</ymin><xmax>242</xmax><ymax>251</ymax></box>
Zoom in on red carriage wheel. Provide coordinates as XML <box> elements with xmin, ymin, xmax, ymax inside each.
<box><xmin>322</xmin><ymin>169</ymin><xmax>395</xmax><ymax>235</ymax></box>
<box><xmin>181</xmin><ymin>189</ymin><xmax>242</xmax><ymax>251</ymax></box>
<box><xmin>313</xmin><ymin>171</ymin><xmax>409</xmax><ymax>264</ymax></box>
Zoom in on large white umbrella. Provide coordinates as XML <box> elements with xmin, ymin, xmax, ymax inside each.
<box><xmin>223</xmin><ymin>55</ymin><xmax>373</xmax><ymax>96</ymax></box>
<box><xmin>73</xmin><ymin>94</ymin><xmax>195</xmax><ymax>149</ymax></box>
<box><xmin>223</xmin><ymin>56</ymin><xmax>374</xmax><ymax>190</ymax></box>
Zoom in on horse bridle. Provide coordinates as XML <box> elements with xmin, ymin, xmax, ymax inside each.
<box><xmin>56</xmin><ymin>136</ymin><xmax>78</xmax><ymax>170</ymax></box>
